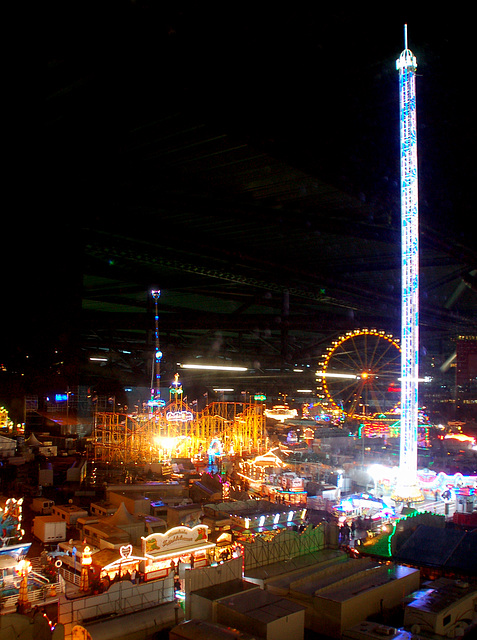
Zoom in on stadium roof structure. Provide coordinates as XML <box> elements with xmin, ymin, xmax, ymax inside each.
<box><xmin>6</xmin><ymin>7</ymin><xmax>476</xmax><ymax>409</ymax></box>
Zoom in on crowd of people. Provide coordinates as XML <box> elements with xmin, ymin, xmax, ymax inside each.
<box><xmin>339</xmin><ymin>515</ymin><xmax>375</xmax><ymax>546</ymax></box>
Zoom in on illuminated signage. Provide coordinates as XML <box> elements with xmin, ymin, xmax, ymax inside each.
<box><xmin>166</xmin><ymin>410</ymin><xmax>193</xmax><ymax>422</ymax></box>
<box><xmin>143</xmin><ymin>525</ymin><xmax>209</xmax><ymax>556</ymax></box>
<box><xmin>148</xmin><ymin>399</ymin><xmax>166</xmax><ymax>407</ymax></box>
<box><xmin>102</xmin><ymin>544</ymin><xmax>146</xmax><ymax>572</ymax></box>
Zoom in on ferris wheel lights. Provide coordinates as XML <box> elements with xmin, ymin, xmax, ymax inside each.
<box><xmin>318</xmin><ymin>329</ymin><xmax>401</xmax><ymax>417</ymax></box>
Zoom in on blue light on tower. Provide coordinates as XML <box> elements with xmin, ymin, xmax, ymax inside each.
<box><xmin>394</xmin><ymin>25</ymin><xmax>422</xmax><ymax>502</ymax></box>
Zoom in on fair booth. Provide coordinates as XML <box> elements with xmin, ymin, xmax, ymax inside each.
<box><xmin>142</xmin><ymin>524</ymin><xmax>215</xmax><ymax>581</ymax></box>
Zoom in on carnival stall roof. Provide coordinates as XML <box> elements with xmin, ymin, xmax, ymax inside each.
<box><xmin>203</xmin><ymin>500</ymin><xmax>308</xmax><ymax>537</ymax></box>
<box><xmin>249</xmin><ymin>448</ymin><xmax>286</xmax><ymax>468</ymax></box>
<box><xmin>231</xmin><ymin>499</ymin><xmax>301</xmax><ymax>518</ymax></box>
<box><xmin>83</xmin><ymin>520</ymin><xmax>130</xmax><ymax>548</ymax></box>
<box><xmin>91</xmin><ymin>548</ymin><xmax>124</xmax><ymax>569</ymax></box>
<box><xmin>395</xmin><ymin>526</ymin><xmax>477</xmax><ymax>576</ymax></box>
<box><xmin>334</xmin><ymin>493</ymin><xmax>393</xmax><ymax>517</ymax></box>
<box><xmin>136</xmin><ymin>513</ymin><xmax>167</xmax><ymax>534</ymax></box>
<box><xmin>188</xmin><ymin>481</ymin><xmax>222</xmax><ymax>503</ymax></box>
<box><xmin>0</xmin><ymin>554</ymin><xmax>18</xmax><ymax>569</ymax></box>
<box><xmin>24</xmin><ymin>433</ymin><xmax>42</xmax><ymax>448</ymax></box>
<box><xmin>0</xmin><ymin>435</ymin><xmax>16</xmax><ymax>457</ymax></box>
<box><xmin>83</xmin><ymin>501</ymin><xmax>150</xmax><ymax>547</ymax></box>
<box><xmin>142</xmin><ymin>524</ymin><xmax>215</xmax><ymax>561</ymax></box>
<box><xmin>59</xmin><ymin>540</ymin><xmax>100</xmax><ymax>559</ymax></box>
<box><xmin>0</xmin><ymin>543</ymin><xmax>31</xmax><ymax>560</ymax></box>
<box><xmin>91</xmin><ymin>544</ymin><xmax>145</xmax><ymax>575</ymax></box>
<box><xmin>108</xmin><ymin>502</ymin><xmax>138</xmax><ymax>526</ymax></box>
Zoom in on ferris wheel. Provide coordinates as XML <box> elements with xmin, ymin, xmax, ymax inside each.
<box><xmin>316</xmin><ymin>329</ymin><xmax>401</xmax><ymax>418</ymax></box>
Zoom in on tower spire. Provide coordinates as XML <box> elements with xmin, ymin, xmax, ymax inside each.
<box><xmin>150</xmin><ymin>289</ymin><xmax>163</xmax><ymax>410</ymax></box>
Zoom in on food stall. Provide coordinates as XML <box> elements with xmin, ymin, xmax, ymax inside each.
<box><xmin>142</xmin><ymin>524</ymin><xmax>216</xmax><ymax>581</ymax></box>
<box><xmin>94</xmin><ymin>544</ymin><xmax>145</xmax><ymax>584</ymax></box>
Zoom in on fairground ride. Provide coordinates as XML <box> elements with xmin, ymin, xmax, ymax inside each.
<box><xmin>93</xmin><ymin>400</ymin><xmax>266</xmax><ymax>465</ymax></box>
<box><xmin>316</xmin><ymin>329</ymin><xmax>401</xmax><ymax>418</ymax></box>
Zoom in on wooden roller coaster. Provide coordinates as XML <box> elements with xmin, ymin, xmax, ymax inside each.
<box><xmin>93</xmin><ymin>401</ymin><xmax>266</xmax><ymax>464</ymax></box>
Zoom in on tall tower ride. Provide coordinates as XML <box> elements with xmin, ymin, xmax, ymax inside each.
<box><xmin>150</xmin><ymin>289</ymin><xmax>163</xmax><ymax>408</ymax></box>
<box><xmin>395</xmin><ymin>25</ymin><xmax>422</xmax><ymax>501</ymax></box>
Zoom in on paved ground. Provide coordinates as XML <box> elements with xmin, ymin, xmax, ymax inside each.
<box><xmin>413</xmin><ymin>498</ymin><xmax>457</xmax><ymax>519</ymax></box>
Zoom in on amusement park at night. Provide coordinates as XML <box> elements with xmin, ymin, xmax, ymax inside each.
<box><xmin>2</xmin><ymin>8</ymin><xmax>477</xmax><ymax>640</ymax></box>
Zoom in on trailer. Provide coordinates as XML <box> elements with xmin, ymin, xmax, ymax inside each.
<box><xmin>32</xmin><ymin>515</ymin><xmax>67</xmax><ymax>543</ymax></box>
<box><xmin>31</xmin><ymin>498</ymin><xmax>55</xmax><ymax>514</ymax></box>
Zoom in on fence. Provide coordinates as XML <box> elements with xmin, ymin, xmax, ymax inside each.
<box><xmin>1</xmin><ymin>579</ymin><xmax>63</xmax><ymax>612</ymax></box>
<box><xmin>58</xmin><ymin>574</ymin><xmax>174</xmax><ymax>639</ymax></box>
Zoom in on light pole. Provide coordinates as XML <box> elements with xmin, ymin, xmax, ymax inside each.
<box><xmin>80</xmin><ymin>546</ymin><xmax>92</xmax><ymax>592</ymax></box>
<box><xmin>17</xmin><ymin>559</ymin><xmax>31</xmax><ymax>614</ymax></box>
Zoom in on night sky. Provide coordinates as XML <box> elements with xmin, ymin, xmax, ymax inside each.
<box><xmin>38</xmin><ymin>5</ymin><xmax>475</xmax><ymax>227</ymax></box>
<box><xmin>3</xmin><ymin>4</ymin><xmax>476</xmax><ymax>386</ymax></box>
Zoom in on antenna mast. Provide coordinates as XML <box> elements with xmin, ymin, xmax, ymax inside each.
<box><xmin>150</xmin><ymin>290</ymin><xmax>162</xmax><ymax>409</ymax></box>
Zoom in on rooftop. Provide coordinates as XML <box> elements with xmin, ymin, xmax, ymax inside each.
<box><xmin>317</xmin><ymin>564</ymin><xmax>418</xmax><ymax>603</ymax></box>
<box><xmin>395</xmin><ymin>526</ymin><xmax>477</xmax><ymax>575</ymax></box>
<box><xmin>218</xmin><ymin>588</ymin><xmax>305</xmax><ymax>624</ymax></box>
<box><xmin>406</xmin><ymin>577</ymin><xmax>477</xmax><ymax>614</ymax></box>
<box><xmin>192</xmin><ymin>578</ymin><xmax>258</xmax><ymax>602</ymax></box>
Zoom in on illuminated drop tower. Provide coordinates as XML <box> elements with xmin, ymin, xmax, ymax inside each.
<box><xmin>395</xmin><ymin>26</ymin><xmax>422</xmax><ymax>502</ymax></box>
